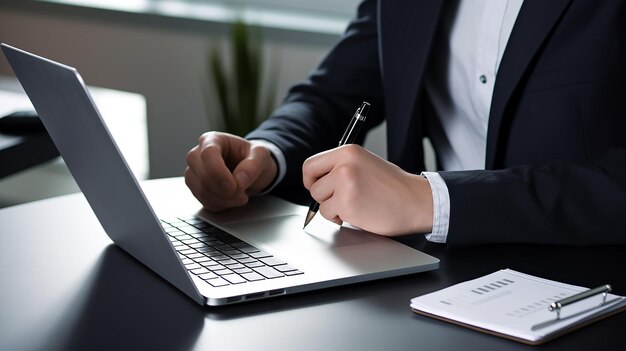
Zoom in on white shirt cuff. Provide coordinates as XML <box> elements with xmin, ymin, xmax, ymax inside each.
<box><xmin>420</xmin><ymin>172</ymin><xmax>450</xmax><ymax>243</ymax></box>
<box><xmin>248</xmin><ymin>139</ymin><xmax>287</xmax><ymax>195</ymax></box>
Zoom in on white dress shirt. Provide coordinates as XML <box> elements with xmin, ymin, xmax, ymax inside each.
<box><xmin>254</xmin><ymin>0</ymin><xmax>524</xmax><ymax>242</ymax></box>
<box><xmin>422</xmin><ymin>0</ymin><xmax>523</xmax><ymax>243</ymax></box>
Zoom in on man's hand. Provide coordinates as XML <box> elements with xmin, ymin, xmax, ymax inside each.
<box><xmin>185</xmin><ymin>132</ymin><xmax>277</xmax><ymax>212</ymax></box>
<box><xmin>303</xmin><ymin>144</ymin><xmax>434</xmax><ymax>236</ymax></box>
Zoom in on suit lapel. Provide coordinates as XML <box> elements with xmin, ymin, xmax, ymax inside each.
<box><xmin>379</xmin><ymin>0</ymin><xmax>444</xmax><ymax>170</ymax></box>
<box><xmin>486</xmin><ymin>0</ymin><xmax>572</xmax><ymax>169</ymax></box>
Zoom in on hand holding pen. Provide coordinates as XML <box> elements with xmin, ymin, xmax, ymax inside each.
<box><xmin>303</xmin><ymin>101</ymin><xmax>370</xmax><ymax>228</ymax></box>
<box><xmin>301</xmin><ymin>102</ymin><xmax>434</xmax><ymax>235</ymax></box>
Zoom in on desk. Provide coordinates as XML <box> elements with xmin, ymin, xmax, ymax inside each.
<box><xmin>0</xmin><ymin>177</ymin><xmax>624</xmax><ymax>350</ymax></box>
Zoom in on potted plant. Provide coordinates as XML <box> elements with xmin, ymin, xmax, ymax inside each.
<box><xmin>207</xmin><ymin>19</ymin><xmax>278</xmax><ymax>136</ymax></box>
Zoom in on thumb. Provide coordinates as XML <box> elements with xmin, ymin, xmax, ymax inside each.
<box><xmin>232</xmin><ymin>145</ymin><xmax>268</xmax><ymax>193</ymax></box>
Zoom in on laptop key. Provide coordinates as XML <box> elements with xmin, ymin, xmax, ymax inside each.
<box><xmin>214</xmin><ymin>269</ymin><xmax>234</xmax><ymax>276</ymax></box>
<box><xmin>175</xmin><ymin>234</ymin><xmax>193</xmax><ymax>241</ymax></box>
<box><xmin>234</xmin><ymin>245</ymin><xmax>260</xmax><ymax>254</ymax></box>
<box><xmin>181</xmin><ymin>238</ymin><xmax>200</xmax><ymax>245</ymax></box>
<box><xmin>174</xmin><ymin>244</ymin><xmax>190</xmax><ymax>251</ymax></box>
<box><xmin>284</xmin><ymin>270</ymin><xmax>304</xmax><ymax>276</ymax></box>
<box><xmin>218</xmin><ymin>259</ymin><xmax>238</xmax><ymax>266</ymax></box>
<box><xmin>193</xmin><ymin>256</ymin><xmax>212</xmax><ymax>263</ymax></box>
<box><xmin>224</xmin><ymin>263</ymin><xmax>245</xmax><ymax>270</ymax></box>
<box><xmin>274</xmin><ymin>264</ymin><xmax>297</xmax><ymax>273</ymax></box>
<box><xmin>191</xmin><ymin>267</ymin><xmax>210</xmax><ymax>275</ymax></box>
<box><xmin>198</xmin><ymin>272</ymin><xmax>218</xmax><ymax>280</ymax></box>
<box><xmin>164</xmin><ymin>227</ymin><xmax>182</xmax><ymax>234</ymax></box>
<box><xmin>237</xmin><ymin>257</ymin><xmax>258</xmax><ymax>264</ymax></box>
<box><xmin>259</xmin><ymin>257</ymin><xmax>286</xmax><ymax>266</ymax></box>
<box><xmin>220</xmin><ymin>237</ymin><xmax>241</xmax><ymax>244</ymax></box>
<box><xmin>190</xmin><ymin>233</ymin><xmax>210</xmax><ymax>240</ymax></box>
<box><xmin>211</xmin><ymin>255</ymin><xmax>230</xmax><ymax>262</ymax></box>
<box><xmin>223</xmin><ymin>274</ymin><xmax>247</xmax><ymax>284</ymax></box>
<box><xmin>253</xmin><ymin>266</ymin><xmax>285</xmax><ymax>279</ymax></box>
<box><xmin>205</xmin><ymin>239</ymin><xmax>225</xmax><ymax>246</ymax></box>
<box><xmin>194</xmin><ymin>222</ymin><xmax>213</xmax><ymax>229</ymax></box>
<box><xmin>200</xmin><ymin>260</ymin><xmax>219</xmax><ymax>267</ymax></box>
<box><xmin>168</xmin><ymin>220</ymin><xmax>187</xmax><ymax>227</ymax></box>
<box><xmin>178</xmin><ymin>225</ymin><xmax>205</xmax><ymax>234</ymax></box>
<box><xmin>244</xmin><ymin>261</ymin><xmax>265</xmax><ymax>268</ymax></box>
<box><xmin>249</xmin><ymin>251</ymin><xmax>272</xmax><ymax>259</ymax></box>
<box><xmin>197</xmin><ymin>248</ymin><xmax>219</xmax><ymax>255</ymax></box>
<box><xmin>190</xmin><ymin>244</ymin><xmax>209</xmax><ymax>250</ymax></box>
<box><xmin>228</xmin><ymin>253</ymin><xmax>249</xmax><ymax>260</ymax></box>
<box><xmin>207</xmin><ymin>264</ymin><xmax>226</xmax><ymax>271</ymax></box>
<box><xmin>182</xmin><ymin>218</ymin><xmax>204</xmax><ymax>225</ymax></box>
<box><xmin>207</xmin><ymin>277</ymin><xmax>230</xmax><ymax>287</ymax></box>
<box><xmin>240</xmin><ymin>272</ymin><xmax>265</xmax><ymax>281</ymax></box>
<box><xmin>184</xmin><ymin>263</ymin><xmax>202</xmax><ymax>270</ymax></box>
<box><xmin>213</xmin><ymin>244</ymin><xmax>234</xmax><ymax>252</ymax></box>
<box><xmin>232</xmin><ymin>267</ymin><xmax>253</xmax><ymax>274</ymax></box>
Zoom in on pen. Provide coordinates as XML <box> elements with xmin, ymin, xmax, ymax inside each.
<box><xmin>548</xmin><ymin>284</ymin><xmax>612</xmax><ymax>319</ymax></box>
<box><xmin>303</xmin><ymin>101</ymin><xmax>370</xmax><ymax>228</ymax></box>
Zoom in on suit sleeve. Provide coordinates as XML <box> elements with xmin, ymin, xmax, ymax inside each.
<box><xmin>246</xmin><ymin>0</ymin><xmax>385</xmax><ymax>203</ymax></box>
<box><xmin>439</xmin><ymin>148</ymin><xmax>626</xmax><ymax>247</ymax></box>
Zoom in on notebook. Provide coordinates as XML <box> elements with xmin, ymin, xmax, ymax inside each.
<box><xmin>1</xmin><ymin>43</ymin><xmax>439</xmax><ymax>306</ymax></box>
<box><xmin>410</xmin><ymin>269</ymin><xmax>626</xmax><ymax>345</ymax></box>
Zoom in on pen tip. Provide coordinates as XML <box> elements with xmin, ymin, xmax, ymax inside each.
<box><xmin>303</xmin><ymin>211</ymin><xmax>315</xmax><ymax>228</ymax></box>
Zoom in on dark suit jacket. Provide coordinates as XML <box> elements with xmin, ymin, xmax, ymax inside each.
<box><xmin>247</xmin><ymin>0</ymin><xmax>626</xmax><ymax>246</ymax></box>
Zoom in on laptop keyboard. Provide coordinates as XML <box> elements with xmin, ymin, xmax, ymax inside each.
<box><xmin>160</xmin><ymin>217</ymin><xmax>303</xmax><ymax>288</ymax></box>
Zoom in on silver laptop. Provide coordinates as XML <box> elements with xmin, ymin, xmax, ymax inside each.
<box><xmin>2</xmin><ymin>43</ymin><xmax>439</xmax><ymax>306</ymax></box>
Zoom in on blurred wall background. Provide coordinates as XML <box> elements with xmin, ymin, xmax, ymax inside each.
<box><xmin>0</xmin><ymin>0</ymin><xmax>375</xmax><ymax>179</ymax></box>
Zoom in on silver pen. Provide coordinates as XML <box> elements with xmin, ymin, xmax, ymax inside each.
<box><xmin>548</xmin><ymin>284</ymin><xmax>612</xmax><ymax>319</ymax></box>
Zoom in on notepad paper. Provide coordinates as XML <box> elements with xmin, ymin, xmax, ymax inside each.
<box><xmin>410</xmin><ymin>269</ymin><xmax>626</xmax><ymax>344</ymax></box>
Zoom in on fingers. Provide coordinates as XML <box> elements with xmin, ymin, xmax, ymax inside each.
<box><xmin>185</xmin><ymin>132</ymin><xmax>248</xmax><ymax>211</ymax></box>
<box><xmin>303</xmin><ymin>145</ymin><xmax>364</xmax><ymax>225</ymax></box>
<box><xmin>232</xmin><ymin>144</ymin><xmax>274</xmax><ymax>195</ymax></box>
<box><xmin>302</xmin><ymin>147</ymin><xmax>343</xmax><ymax>190</ymax></box>
<box><xmin>318</xmin><ymin>198</ymin><xmax>344</xmax><ymax>226</ymax></box>
<box><xmin>312</xmin><ymin>166</ymin><xmax>358</xmax><ymax>226</ymax></box>
<box><xmin>184</xmin><ymin>164</ymin><xmax>248</xmax><ymax>212</ymax></box>
<box><xmin>308</xmin><ymin>169</ymin><xmax>336</xmax><ymax>204</ymax></box>
<box><xmin>308</xmin><ymin>170</ymin><xmax>343</xmax><ymax>225</ymax></box>
<box><xmin>185</xmin><ymin>132</ymin><xmax>278</xmax><ymax>212</ymax></box>
<box><xmin>303</xmin><ymin>143</ymin><xmax>435</xmax><ymax>235</ymax></box>
<box><xmin>185</xmin><ymin>135</ymin><xmax>236</xmax><ymax>196</ymax></box>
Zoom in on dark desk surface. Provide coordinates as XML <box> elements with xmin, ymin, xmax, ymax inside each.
<box><xmin>0</xmin><ymin>178</ymin><xmax>624</xmax><ymax>351</ymax></box>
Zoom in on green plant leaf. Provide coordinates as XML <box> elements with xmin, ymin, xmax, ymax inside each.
<box><xmin>207</xmin><ymin>19</ymin><xmax>278</xmax><ymax>136</ymax></box>
<box><xmin>210</xmin><ymin>46</ymin><xmax>232</xmax><ymax>132</ymax></box>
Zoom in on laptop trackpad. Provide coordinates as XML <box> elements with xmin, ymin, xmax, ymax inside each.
<box><xmin>223</xmin><ymin>214</ymin><xmax>379</xmax><ymax>252</ymax></box>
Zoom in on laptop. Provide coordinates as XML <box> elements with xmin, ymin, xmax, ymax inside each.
<box><xmin>1</xmin><ymin>43</ymin><xmax>439</xmax><ymax>306</ymax></box>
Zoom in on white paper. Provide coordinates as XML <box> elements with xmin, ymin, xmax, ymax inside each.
<box><xmin>410</xmin><ymin>269</ymin><xmax>625</xmax><ymax>342</ymax></box>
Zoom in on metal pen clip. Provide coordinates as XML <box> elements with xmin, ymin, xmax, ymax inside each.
<box><xmin>548</xmin><ymin>284</ymin><xmax>612</xmax><ymax>320</ymax></box>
